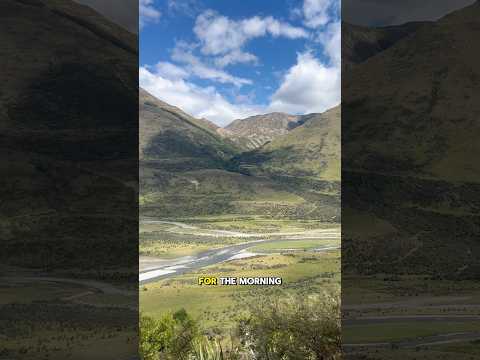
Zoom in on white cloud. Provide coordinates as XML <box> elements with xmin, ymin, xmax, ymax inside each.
<box><xmin>140</xmin><ymin>67</ymin><xmax>261</xmax><ymax>126</ymax></box>
<box><xmin>140</xmin><ymin>0</ymin><xmax>161</xmax><ymax>29</ymax></box>
<box><xmin>167</xmin><ymin>0</ymin><xmax>201</xmax><ymax>17</ymax></box>
<box><xmin>317</xmin><ymin>21</ymin><xmax>340</xmax><ymax>66</ymax></box>
<box><xmin>140</xmin><ymin>4</ymin><xmax>341</xmax><ymax>125</ymax></box>
<box><xmin>171</xmin><ymin>43</ymin><xmax>252</xmax><ymax>86</ymax></box>
<box><xmin>265</xmin><ymin>0</ymin><xmax>340</xmax><ymax>114</ymax></box>
<box><xmin>269</xmin><ymin>52</ymin><xmax>340</xmax><ymax>114</ymax></box>
<box><xmin>155</xmin><ymin>62</ymin><xmax>189</xmax><ymax>80</ymax></box>
<box><xmin>193</xmin><ymin>10</ymin><xmax>309</xmax><ymax>63</ymax></box>
<box><xmin>214</xmin><ymin>50</ymin><xmax>258</xmax><ymax>68</ymax></box>
<box><xmin>300</xmin><ymin>0</ymin><xmax>338</xmax><ymax>28</ymax></box>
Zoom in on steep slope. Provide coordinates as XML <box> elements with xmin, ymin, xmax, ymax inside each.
<box><xmin>197</xmin><ymin>117</ymin><xmax>221</xmax><ymax>132</ymax></box>
<box><xmin>225</xmin><ymin>112</ymin><xmax>301</xmax><ymax>149</ymax></box>
<box><xmin>343</xmin><ymin>1</ymin><xmax>480</xmax><ymax>277</ymax></box>
<box><xmin>140</xmin><ymin>88</ymin><xmax>238</xmax><ymax>168</ymax></box>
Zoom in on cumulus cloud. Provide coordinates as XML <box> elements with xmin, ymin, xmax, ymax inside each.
<box><xmin>193</xmin><ymin>10</ymin><xmax>309</xmax><ymax>65</ymax></box>
<box><xmin>317</xmin><ymin>20</ymin><xmax>340</xmax><ymax>66</ymax></box>
<box><xmin>267</xmin><ymin>0</ymin><xmax>340</xmax><ymax>114</ymax></box>
<box><xmin>296</xmin><ymin>0</ymin><xmax>339</xmax><ymax>28</ymax></box>
<box><xmin>140</xmin><ymin>0</ymin><xmax>161</xmax><ymax>29</ymax></box>
<box><xmin>269</xmin><ymin>52</ymin><xmax>340</xmax><ymax>114</ymax></box>
<box><xmin>140</xmin><ymin>1</ymin><xmax>341</xmax><ymax>124</ymax></box>
<box><xmin>264</xmin><ymin>0</ymin><xmax>340</xmax><ymax>114</ymax></box>
<box><xmin>140</xmin><ymin>67</ymin><xmax>261</xmax><ymax>126</ymax></box>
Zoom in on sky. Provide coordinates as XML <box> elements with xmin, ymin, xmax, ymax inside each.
<box><xmin>73</xmin><ymin>0</ymin><xmax>473</xmax><ymax>127</ymax></box>
<box><xmin>139</xmin><ymin>0</ymin><xmax>341</xmax><ymax>126</ymax></box>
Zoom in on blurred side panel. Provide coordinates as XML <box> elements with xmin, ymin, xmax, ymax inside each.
<box><xmin>0</xmin><ymin>0</ymin><xmax>138</xmax><ymax>359</ymax></box>
<box><xmin>342</xmin><ymin>0</ymin><xmax>480</xmax><ymax>358</ymax></box>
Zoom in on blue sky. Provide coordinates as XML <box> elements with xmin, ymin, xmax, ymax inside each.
<box><xmin>139</xmin><ymin>0</ymin><xmax>340</xmax><ymax>126</ymax></box>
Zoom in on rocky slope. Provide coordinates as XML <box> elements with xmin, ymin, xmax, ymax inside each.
<box><xmin>225</xmin><ymin>112</ymin><xmax>302</xmax><ymax>149</ymax></box>
<box><xmin>229</xmin><ymin>106</ymin><xmax>340</xmax><ymax>182</ymax></box>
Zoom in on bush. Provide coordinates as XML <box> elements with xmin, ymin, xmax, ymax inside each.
<box><xmin>140</xmin><ymin>309</ymin><xmax>198</xmax><ymax>360</ymax></box>
<box><xmin>140</xmin><ymin>292</ymin><xmax>341</xmax><ymax>360</ymax></box>
<box><xmin>238</xmin><ymin>293</ymin><xmax>341</xmax><ymax>360</ymax></box>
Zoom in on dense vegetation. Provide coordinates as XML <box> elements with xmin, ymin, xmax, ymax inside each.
<box><xmin>140</xmin><ymin>293</ymin><xmax>340</xmax><ymax>360</ymax></box>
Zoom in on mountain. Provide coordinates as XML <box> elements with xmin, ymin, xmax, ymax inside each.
<box><xmin>225</xmin><ymin>112</ymin><xmax>302</xmax><ymax>149</ymax></box>
<box><xmin>140</xmin><ymin>88</ymin><xmax>238</xmax><ymax>168</ymax></box>
<box><xmin>197</xmin><ymin>117</ymin><xmax>221</xmax><ymax>132</ymax></box>
<box><xmin>139</xmin><ymin>90</ymin><xmax>339</xmax><ymax>221</ymax></box>
<box><xmin>343</xmin><ymin>1</ymin><xmax>480</xmax><ymax>277</ymax></box>
<box><xmin>229</xmin><ymin>106</ymin><xmax>340</xmax><ymax>181</ymax></box>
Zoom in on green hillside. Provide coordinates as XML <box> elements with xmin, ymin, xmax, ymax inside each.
<box><xmin>140</xmin><ymin>88</ymin><xmax>239</xmax><ymax>167</ymax></box>
<box><xmin>139</xmin><ymin>89</ymin><xmax>340</xmax><ymax>221</ymax></box>
<box><xmin>228</xmin><ymin>106</ymin><xmax>340</xmax><ymax>182</ymax></box>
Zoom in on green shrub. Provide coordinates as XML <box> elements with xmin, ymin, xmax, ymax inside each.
<box><xmin>140</xmin><ymin>292</ymin><xmax>341</xmax><ymax>360</ymax></box>
<box><xmin>238</xmin><ymin>293</ymin><xmax>341</xmax><ymax>360</ymax></box>
<box><xmin>140</xmin><ymin>309</ymin><xmax>198</xmax><ymax>360</ymax></box>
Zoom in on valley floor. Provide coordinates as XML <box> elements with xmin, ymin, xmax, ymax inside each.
<box><xmin>139</xmin><ymin>218</ymin><xmax>341</xmax><ymax>333</ymax></box>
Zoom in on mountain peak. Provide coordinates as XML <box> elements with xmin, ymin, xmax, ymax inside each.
<box><xmin>225</xmin><ymin>112</ymin><xmax>301</xmax><ymax>149</ymax></box>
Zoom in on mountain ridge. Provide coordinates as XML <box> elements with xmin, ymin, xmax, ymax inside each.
<box><xmin>140</xmin><ymin>88</ymin><xmax>338</xmax><ymax>151</ymax></box>
<box><xmin>139</xmin><ymin>89</ymin><xmax>340</xmax><ymax>221</ymax></box>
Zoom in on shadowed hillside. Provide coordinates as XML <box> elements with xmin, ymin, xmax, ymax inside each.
<box><xmin>342</xmin><ymin>21</ymin><xmax>428</xmax><ymax>70</ymax></box>
<box><xmin>343</xmin><ymin>1</ymin><xmax>480</xmax><ymax>278</ymax></box>
<box><xmin>140</xmin><ymin>88</ymin><xmax>239</xmax><ymax>167</ymax></box>
<box><xmin>1</xmin><ymin>1</ymin><xmax>138</xmax><ymax>358</ymax></box>
<box><xmin>1</xmin><ymin>0</ymin><xmax>138</xmax><ymax>271</ymax></box>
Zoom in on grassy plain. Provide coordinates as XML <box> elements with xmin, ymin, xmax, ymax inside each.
<box><xmin>140</xmin><ymin>241</ymin><xmax>340</xmax><ymax>332</ymax></box>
